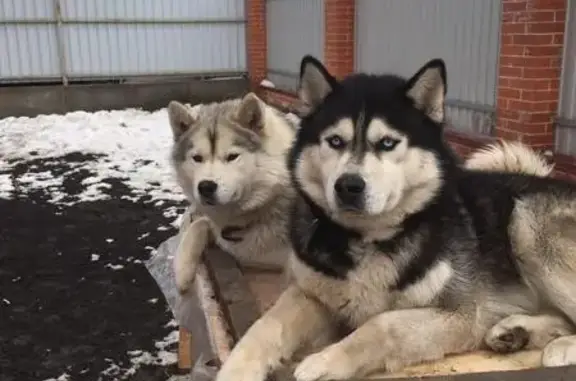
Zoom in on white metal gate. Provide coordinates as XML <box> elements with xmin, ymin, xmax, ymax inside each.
<box><xmin>266</xmin><ymin>0</ymin><xmax>324</xmax><ymax>91</ymax></box>
<box><xmin>0</xmin><ymin>0</ymin><xmax>247</xmax><ymax>84</ymax></box>
<box><xmin>555</xmin><ymin>0</ymin><xmax>576</xmax><ymax>155</ymax></box>
<box><xmin>355</xmin><ymin>0</ymin><xmax>502</xmax><ymax>135</ymax></box>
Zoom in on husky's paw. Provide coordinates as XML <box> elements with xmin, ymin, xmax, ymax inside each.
<box><xmin>174</xmin><ymin>266</ymin><xmax>195</xmax><ymax>295</ymax></box>
<box><xmin>485</xmin><ymin>314</ymin><xmax>573</xmax><ymax>354</ymax></box>
<box><xmin>214</xmin><ymin>352</ymin><xmax>268</xmax><ymax>381</ymax></box>
<box><xmin>542</xmin><ymin>336</ymin><xmax>576</xmax><ymax>367</ymax></box>
<box><xmin>485</xmin><ymin>322</ymin><xmax>530</xmax><ymax>353</ymax></box>
<box><xmin>294</xmin><ymin>346</ymin><xmax>355</xmax><ymax>381</ymax></box>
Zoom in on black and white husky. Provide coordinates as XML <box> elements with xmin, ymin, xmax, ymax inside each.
<box><xmin>214</xmin><ymin>56</ymin><xmax>576</xmax><ymax>381</ymax></box>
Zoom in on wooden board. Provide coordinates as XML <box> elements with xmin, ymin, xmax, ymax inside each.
<box><xmin>178</xmin><ymin>326</ymin><xmax>193</xmax><ymax>371</ymax></box>
<box><xmin>190</xmin><ymin>249</ymin><xmax>576</xmax><ymax>381</ymax></box>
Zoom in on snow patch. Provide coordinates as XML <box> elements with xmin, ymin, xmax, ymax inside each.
<box><xmin>106</xmin><ymin>264</ymin><xmax>124</xmax><ymax>271</ymax></box>
<box><xmin>97</xmin><ymin>330</ymin><xmax>179</xmax><ymax>379</ymax></box>
<box><xmin>259</xmin><ymin>79</ymin><xmax>276</xmax><ymax>88</ymax></box>
<box><xmin>0</xmin><ymin>107</ymin><xmax>202</xmax><ymax>210</ymax></box>
<box><xmin>43</xmin><ymin>373</ymin><xmax>71</xmax><ymax>381</ymax></box>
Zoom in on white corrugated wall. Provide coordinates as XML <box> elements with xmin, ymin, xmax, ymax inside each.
<box><xmin>266</xmin><ymin>0</ymin><xmax>324</xmax><ymax>91</ymax></box>
<box><xmin>555</xmin><ymin>0</ymin><xmax>576</xmax><ymax>155</ymax></box>
<box><xmin>355</xmin><ymin>0</ymin><xmax>502</xmax><ymax>135</ymax></box>
<box><xmin>0</xmin><ymin>0</ymin><xmax>247</xmax><ymax>84</ymax></box>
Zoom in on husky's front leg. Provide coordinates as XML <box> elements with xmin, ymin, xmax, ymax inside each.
<box><xmin>216</xmin><ymin>285</ymin><xmax>333</xmax><ymax>381</ymax></box>
<box><xmin>174</xmin><ymin>216</ymin><xmax>212</xmax><ymax>294</ymax></box>
<box><xmin>294</xmin><ymin>308</ymin><xmax>479</xmax><ymax>381</ymax></box>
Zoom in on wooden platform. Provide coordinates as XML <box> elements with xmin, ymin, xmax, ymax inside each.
<box><xmin>178</xmin><ymin>248</ymin><xmax>576</xmax><ymax>381</ymax></box>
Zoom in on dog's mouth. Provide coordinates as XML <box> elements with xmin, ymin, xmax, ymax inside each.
<box><xmin>336</xmin><ymin>203</ymin><xmax>364</xmax><ymax>213</ymax></box>
<box><xmin>201</xmin><ymin>199</ymin><xmax>218</xmax><ymax>206</ymax></box>
<box><xmin>199</xmin><ymin>192</ymin><xmax>240</xmax><ymax>207</ymax></box>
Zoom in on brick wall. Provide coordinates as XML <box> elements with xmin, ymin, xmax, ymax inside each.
<box><xmin>496</xmin><ymin>0</ymin><xmax>566</xmax><ymax>151</ymax></box>
<box><xmin>324</xmin><ymin>0</ymin><xmax>355</xmax><ymax>79</ymax></box>
<box><xmin>247</xmin><ymin>0</ymin><xmax>573</xmax><ymax>173</ymax></box>
<box><xmin>246</xmin><ymin>0</ymin><xmax>267</xmax><ymax>90</ymax></box>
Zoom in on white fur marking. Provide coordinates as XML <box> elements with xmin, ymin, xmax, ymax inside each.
<box><xmin>401</xmin><ymin>260</ymin><xmax>453</xmax><ymax>307</ymax></box>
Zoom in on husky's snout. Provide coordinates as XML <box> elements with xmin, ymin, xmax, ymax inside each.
<box><xmin>197</xmin><ymin>180</ymin><xmax>218</xmax><ymax>204</ymax></box>
<box><xmin>334</xmin><ymin>173</ymin><xmax>365</xmax><ymax>210</ymax></box>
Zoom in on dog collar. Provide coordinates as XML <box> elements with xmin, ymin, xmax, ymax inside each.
<box><xmin>220</xmin><ymin>225</ymin><xmax>247</xmax><ymax>242</ymax></box>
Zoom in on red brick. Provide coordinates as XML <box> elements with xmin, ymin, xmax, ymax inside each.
<box><xmin>555</xmin><ymin>10</ymin><xmax>567</xmax><ymax>21</ymax></box>
<box><xmin>526</xmin><ymin>21</ymin><xmax>566</xmax><ymax>33</ymax></box>
<box><xmin>521</xmin><ymin>88</ymin><xmax>560</xmax><ymax>101</ymax></box>
<box><xmin>500</xmin><ymin>46</ymin><xmax>526</xmax><ymax>56</ymax></box>
<box><xmin>499</xmin><ymin>87</ymin><xmax>522</xmax><ymax>100</ymax></box>
<box><xmin>523</xmin><ymin>67</ymin><xmax>561</xmax><ymax>79</ymax></box>
<box><xmin>501</xmin><ymin>120</ymin><xmax>553</xmax><ymax>134</ymax></box>
<box><xmin>503</xmin><ymin>1</ymin><xmax>528</xmax><ymax>12</ymax></box>
<box><xmin>512</xmin><ymin>33</ymin><xmax>555</xmax><ymax>45</ymax></box>
<box><xmin>505</xmin><ymin>78</ymin><xmax>555</xmax><ymax>90</ymax></box>
<box><xmin>500</xmin><ymin>56</ymin><xmax>557</xmax><ymax>68</ymax></box>
<box><xmin>502</xmin><ymin>22</ymin><xmax>527</xmax><ymax>34</ymax></box>
<box><xmin>508</xmin><ymin>99</ymin><xmax>557</xmax><ymax>112</ymax></box>
<box><xmin>527</xmin><ymin>10</ymin><xmax>557</xmax><ymax>21</ymax></box>
<box><xmin>499</xmin><ymin>66</ymin><xmax>524</xmax><ymax>78</ymax></box>
<box><xmin>530</xmin><ymin>0</ymin><xmax>566</xmax><ymax>10</ymax></box>
<box><xmin>524</xmin><ymin>45</ymin><xmax>563</xmax><ymax>56</ymax></box>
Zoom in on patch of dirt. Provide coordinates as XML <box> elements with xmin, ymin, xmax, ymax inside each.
<box><xmin>0</xmin><ymin>155</ymin><xmax>185</xmax><ymax>381</ymax></box>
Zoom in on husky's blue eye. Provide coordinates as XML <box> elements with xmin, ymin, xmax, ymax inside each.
<box><xmin>376</xmin><ymin>137</ymin><xmax>399</xmax><ymax>151</ymax></box>
<box><xmin>326</xmin><ymin>135</ymin><xmax>346</xmax><ymax>150</ymax></box>
<box><xmin>192</xmin><ymin>154</ymin><xmax>203</xmax><ymax>163</ymax></box>
<box><xmin>225</xmin><ymin>153</ymin><xmax>240</xmax><ymax>162</ymax></box>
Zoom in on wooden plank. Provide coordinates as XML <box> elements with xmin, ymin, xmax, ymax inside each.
<box><xmin>201</xmin><ymin>248</ymin><xmax>297</xmax><ymax>381</ymax></box>
<box><xmin>178</xmin><ymin>270</ymin><xmax>219</xmax><ymax>376</ymax></box>
<box><xmin>273</xmin><ymin>363</ymin><xmax>576</xmax><ymax>381</ymax></box>
<box><xmin>178</xmin><ymin>326</ymin><xmax>192</xmax><ymax>371</ymax></box>
<box><xmin>203</xmin><ymin>247</ymin><xmax>263</xmax><ymax>341</ymax></box>
<box><xmin>197</xmin><ymin>248</ymin><xmax>576</xmax><ymax>381</ymax></box>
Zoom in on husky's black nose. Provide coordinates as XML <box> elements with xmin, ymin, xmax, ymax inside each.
<box><xmin>334</xmin><ymin>174</ymin><xmax>365</xmax><ymax>207</ymax></box>
<box><xmin>198</xmin><ymin>180</ymin><xmax>218</xmax><ymax>199</ymax></box>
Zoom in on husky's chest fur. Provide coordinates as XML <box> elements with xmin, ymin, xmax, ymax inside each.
<box><xmin>287</xmin><ymin>193</ymin><xmax>540</xmax><ymax>329</ymax></box>
<box><xmin>195</xmin><ymin>190</ymin><xmax>295</xmax><ymax>268</ymax></box>
<box><xmin>289</xmin><ymin>251</ymin><xmax>454</xmax><ymax>327</ymax></box>
<box><xmin>211</xmin><ymin>217</ymin><xmax>292</xmax><ymax>268</ymax></box>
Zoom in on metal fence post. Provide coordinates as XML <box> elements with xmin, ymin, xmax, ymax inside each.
<box><xmin>53</xmin><ymin>0</ymin><xmax>69</xmax><ymax>86</ymax></box>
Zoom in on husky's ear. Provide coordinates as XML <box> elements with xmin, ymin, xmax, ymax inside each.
<box><xmin>298</xmin><ymin>55</ymin><xmax>337</xmax><ymax>112</ymax></box>
<box><xmin>167</xmin><ymin>101</ymin><xmax>197</xmax><ymax>140</ymax></box>
<box><xmin>236</xmin><ymin>92</ymin><xmax>265</xmax><ymax>134</ymax></box>
<box><xmin>405</xmin><ymin>59</ymin><xmax>447</xmax><ymax>123</ymax></box>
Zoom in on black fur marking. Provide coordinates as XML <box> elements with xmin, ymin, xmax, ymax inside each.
<box><xmin>230</xmin><ymin>126</ymin><xmax>262</xmax><ymax>152</ymax></box>
<box><xmin>290</xmin><ymin>196</ymin><xmax>358</xmax><ymax>279</ymax></box>
<box><xmin>208</xmin><ymin>118</ymin><xmax>218</xmax><ymax>156</ymax></box>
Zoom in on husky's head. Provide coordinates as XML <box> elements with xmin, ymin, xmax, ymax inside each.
<box><xmin>289</xmin><ymin>56</ymin><xmax>457</xmax><ymax>234</ymax></box>
<box><xmin>168</xmin><ymin>93</ymin><xmax>294</xmax><ymax>213</ymax></box>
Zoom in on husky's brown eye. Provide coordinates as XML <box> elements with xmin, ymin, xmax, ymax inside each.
<box><xmin>325</xmin><ymin>135</ymin><xmax>346</xmax><ymax>150</ymax></box>
<box><xmin>376</xmin><ymin>137</ymin><xmax>400</xmax><ymax>151</ymax></box>
<box><xmin>192</xmin><ymin>154</ymin><xmax>203</xmax><ymax>163</ymax></box>
<box><xmin>225</xmin><ymin>153</ymin><xmax>240</xmax><ymax>162</ymax></box>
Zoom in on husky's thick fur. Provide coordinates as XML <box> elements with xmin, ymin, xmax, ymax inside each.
<box><xmin>167</xmin><ymin>93</ymin><xmax>296</xmax><ymax>293</ymax></box>
<box><xmin>465</xmin><ymin>140</ymin><xmax>554</xmax><ymax>177</ymax></box>
<box><xmin>215</xmin><ymin>57</ymin><xmax>576</xmax><ymax>381</ymax></box>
